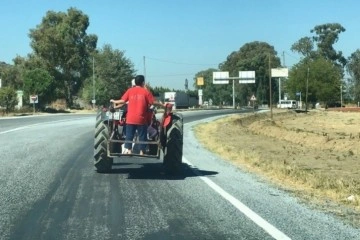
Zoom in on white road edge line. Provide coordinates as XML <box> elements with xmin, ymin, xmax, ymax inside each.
<box><xmin>183</xmin><ymin>157</ymin><xmax>291</xmax><ymax>240</ymax></box>
<box><xmin>0</xmin><ymin>118</ymin><xmax>87</xmax><ymax>135</ymax></box>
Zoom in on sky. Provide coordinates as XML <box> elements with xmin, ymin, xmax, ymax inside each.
<box><xmin>1</xmin><ymin>0</ymin><xmax>360</xmax><ymax>90</ymax></box>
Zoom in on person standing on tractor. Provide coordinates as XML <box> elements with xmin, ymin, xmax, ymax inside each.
<box><xmin>110</xmin><ymin>75</ymin><xmax>163</xmax><ymax>155</ymax></box>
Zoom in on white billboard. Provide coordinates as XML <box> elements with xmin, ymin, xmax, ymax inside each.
<box><xmin>239</xmin><ymin>71</ymin><xmax>255</xmax><ymax>83</ymax></box>
<box><xmin>271</xmin><ymin>68</ymin><xmax>288</xmax><ymax>78</ymax></box>
<box><xmin>213</xmin><ymin>71</ymin><xmax>229</xmax><ymax>84</ymax></box>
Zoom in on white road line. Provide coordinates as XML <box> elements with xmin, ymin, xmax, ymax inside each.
<box><xmin>0</xmin><ymin>118</ymin><xmax>88</xmax><ymax>135</ymax></box>
<box><xmin>0</xmin><ymin>125</ymin><xmax>35</xmax><ymax>134</ymax></box>
<box><xmin>183</xmin><ymin>157</ymin><xmax>291</xmax><ymax>240</ymax></box>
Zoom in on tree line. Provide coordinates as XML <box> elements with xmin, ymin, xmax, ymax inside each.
<box><xmin>193</xmin><ymin>23</ymin><xmax>360</xmax><ymax>108</ymax></box>
<box><xmin>1</xmin><ymin>8</ymin><xmax>360</xmax><ymax>113</ymax></box>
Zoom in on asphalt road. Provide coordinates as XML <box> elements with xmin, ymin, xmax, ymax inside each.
<box><xmin>0</xmin><ymin>109</ymin><xmax>359</xmax><ymax>240</ymax></box>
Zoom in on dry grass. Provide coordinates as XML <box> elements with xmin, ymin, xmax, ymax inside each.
<box><xmin>194</xmin><ymin>109</ymin><xmax>360</xmax><ymax>227</ymax></box>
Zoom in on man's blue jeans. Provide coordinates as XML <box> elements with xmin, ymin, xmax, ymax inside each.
<box><xmin>124</xmin><ymin>124</ymin><xmax>148</xmax><ymax>152</ymax></box>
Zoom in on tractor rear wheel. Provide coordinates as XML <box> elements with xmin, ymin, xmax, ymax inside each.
<box><xmin>94</xmin><ymin>111</ymin><xmax>113</xmax><ymax>173</ymax></box>
<box><xmin>163</xmin><ymin>114</ymin><xmax>183</xmax><ymax>173</ymax></box>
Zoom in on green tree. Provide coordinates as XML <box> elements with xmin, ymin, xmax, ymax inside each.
<box><xmin>10</xmin><ymin>55</ymin><xmax>56</xmax><ymax>105</ymax></box>
<box><xmin>13</xmin><ymin>54</ymin><xmax>47</xmax><ymax>72</ymax></box>
<box><xmin>23</xmin><ymin>68</ymin><xmax>55</xmax><ymax>108</ymax></box>
<box><xmin>347</xmin><ymin>50</ymin><xmax>360</xmax><ymax>102</ymax></box>
<box><xmin>292</xmin><ymin>23</ymin><xmax>347</xmax><ymax>70</ymax></box>
<box><xmin>29</xmin><ymin>7</ymin><xmax>98</xmax><ymax>108</ymax></box>
<box><xmin>81</xmin><ymin>44</ymin><xmax>135</xmax><ymax>107</ymax></box>
<box><xmin>290</xmin><ymin>37</ymin><xmax>314</xmax><ymax>58</ymax></box>
<box><xmin>0</xmin><ymin>87</ymin><xmax>18</xmax><ymax>114</ymax></box>
<box><xmin>0</xmin><ymin>63</ymin><xmax>23</xmax><ymax>90</ymax></box>
<box><xmin>219</xmin><ymin>41</ymin><xmax>281</xmax><ymax>106</ymax></box>
<box><xmin>287</xmin><ymin>57</ymin><xmax>342</xmax><ymax>105</ymax></box>
<box><xmin>290</xmin><ymin>23</ymin><xmax>347</xmax><ymax>106</ymax></box>
<box><xmin>311</xmin><ymin>23</ymin><xmax>347</xmax><ymax>67</ymax></box>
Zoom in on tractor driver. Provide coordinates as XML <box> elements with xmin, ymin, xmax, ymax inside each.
<box><xmin>110</xmin><ymin>75</ymin><xmax>163</xmax><ymax>155</ymax></box>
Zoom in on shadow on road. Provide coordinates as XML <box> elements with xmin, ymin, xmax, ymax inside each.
<box><xmin>103</xmin><ymin>162</ymin><xmax>218</xmax><ymax>180</ymax></box>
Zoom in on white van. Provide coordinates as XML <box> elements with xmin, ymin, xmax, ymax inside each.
<box><xmin>277</xmin><ymin>100</ymin><xmax>297</xmax><ymax>109</ymax></box>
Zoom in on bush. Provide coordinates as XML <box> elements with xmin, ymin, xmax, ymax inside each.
<box><xmin>0</xmin><ymin>87</ymin><xmax>18</xmax><ymax>114</ymax></box>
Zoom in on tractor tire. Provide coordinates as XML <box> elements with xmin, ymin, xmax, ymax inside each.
<box><xmin>163</xmin><ymin>114</ymin><xmax>183</xmax><ymax>173</ymax></box>
<box><xmin>94</xmin><ymin>111</ymin><xmax>113</xmax><ymax>173</ymax></box>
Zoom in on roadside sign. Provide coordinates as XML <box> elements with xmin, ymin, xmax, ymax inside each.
<box><xmin>250</xmin><ymin>95</ymin><xmax>256</xmax><ymax>101</ymax></box>
<box><xmin>197</xmin><ymin>77</ymin><xmax>204</xmax><ymax>86</ymax></box>
<box><xmin>30</xmin><ymin>95</ymin><xmax>38</xmax><ymax>104</ymax></box>
<box><xmin>271</xmin><ymin>68</ymin><xmax>288</xmax><ymax>78</ymax></box>
<box><xmin>213</xmin><ymin>71</ymin><xmax>229</xmax><ymax>84</ymax></box>
<box><xmin>239</xmin><ymin>71</ymin><xmax>256</xmax><ymax>83</ymax></box>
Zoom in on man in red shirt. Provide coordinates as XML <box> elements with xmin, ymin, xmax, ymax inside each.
<box><xmin>110</xmin><ymin>75</ymin><xmax>162</xmax><ymax>155</ymax></box>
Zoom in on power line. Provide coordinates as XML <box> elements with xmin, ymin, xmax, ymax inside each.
<box><xmin>147</xmin><ymin>73</ymin><xmax>196</xmax><ymax>78</ymax></box>
<box><xmin>146</xmin><ymin>56</ymin><xmax>218</xmax><ymax>66</ymax></box>
<box><xmin>284</xmin><ymin>51</ymin><xmax>301</xmax><ymax>61</ymax></box>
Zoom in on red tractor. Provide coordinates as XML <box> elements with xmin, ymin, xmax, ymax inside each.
<box><xmin>94</xmin><ymin>104</ymin><xmax>183</xmax><ymax>173</ymax></box>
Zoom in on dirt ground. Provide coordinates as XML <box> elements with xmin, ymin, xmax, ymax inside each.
<box><xmin>194</xmin><ymin>107</ymin><xmax>360</xmax><ymax>228</ymax></box>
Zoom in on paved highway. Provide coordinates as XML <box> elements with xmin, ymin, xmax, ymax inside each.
<box><xmin>0</xmin><ymin>109</ymin><xmax>359</xmax><ymax>240</ymax></box>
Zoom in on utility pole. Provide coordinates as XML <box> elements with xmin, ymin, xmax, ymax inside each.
<box><xmin>340</xmin><ymin>84</ymin><xmax>343</xmax><ymax>108</ymax></box>
<box><xmin>282</xmin><ymin>51</ymin><xmax>286</xmax><ymax>67</ymax></box>
<box><xmin>305</xmin><ymin>67</ymin><xmax>309</xmax><ymax>113</ymax></box>
<box><xmin>269</xmin><ymin>53</ymin><xmax>272</xmax><ymax>120</ymax></box>
<box><xmin>232</xmin><ymin>79</ymin><xmax>235</xmax><ymax>109</ymax></box>
<box><xmin>279</xmin><ymin>51</ymin><xmax>286</xmax><ymax>107</ymax></box>
<box><xmin>278</xmin><ymin>77</ymin><xmax>281</xmax><ymax>105</ymax></box>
